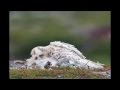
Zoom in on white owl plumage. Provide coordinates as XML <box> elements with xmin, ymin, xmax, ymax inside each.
<box><xmin>26</xmin><ymin>41</ymin><xmax>104</xmax><ymax>70</ymax></box>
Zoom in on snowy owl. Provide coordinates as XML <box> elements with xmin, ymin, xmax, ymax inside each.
<box><xmin>26</xmin><ymin>41</ymin><xmax>104</xmax><ymax>70</ymax></box>
<box><xmin>30</xmin><ymin>41</ymin><xmax>85</xmax><ymax>60</ymax></box>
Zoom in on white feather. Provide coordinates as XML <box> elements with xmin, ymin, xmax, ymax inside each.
<box><xmin>26</xmin><ymin>41</ymin><xmax>104</xmax><ymax>70</ymax></box>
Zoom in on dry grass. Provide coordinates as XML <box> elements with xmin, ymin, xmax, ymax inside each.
<box><xmin>9</xmin><ymin>67</ymin><xmax>110</xmax><ymax>79</ymax></box>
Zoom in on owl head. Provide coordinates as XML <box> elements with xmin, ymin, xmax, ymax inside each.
<box><xmin>30</xmin><ymin>46</ymin><xmax>55</xmax><ymax>60</ymax></box>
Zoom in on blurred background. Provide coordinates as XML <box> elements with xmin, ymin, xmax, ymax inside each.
<box><xmin>10</xmin><ymin>11</ymin><xmax>111</xmax><ymax>66</ymax></box>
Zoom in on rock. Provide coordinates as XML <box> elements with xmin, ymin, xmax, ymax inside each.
<box><xmin>9</xmin><ymin>60</ymin><xmax>27</xmax><ymax>69</ymax></box>
<box><xmin>57</xmin><ymin>75</ymin><xmax>64</xmax><ymax>79</ymax></box>
<box><xmin>92</xmin><ymin>70</ymin><xmax>111</xmax><ymax>79</ymax></box>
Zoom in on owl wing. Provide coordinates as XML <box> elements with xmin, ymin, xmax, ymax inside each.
<box><xmin>50</xmin><ymin>41</ymin><xmax>86</xmax><ymax>59</ymax></box>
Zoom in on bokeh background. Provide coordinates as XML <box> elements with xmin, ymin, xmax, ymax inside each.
<box><xmin>10</xmin><ymin>11</ymin><xmax>111</xmax><ymax>66</ymax></box>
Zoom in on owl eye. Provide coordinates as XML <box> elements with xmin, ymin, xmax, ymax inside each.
<box><xmin>39</xmin><ymin>54</ymin><xmax>44</xmax><ymax>58</ymax></box>
<box><xmin>51</xmin><ymin>52</ymin><xmax>54</xmax><ymax>55</ymax></box>
<box><xmin>35</xmin><ymin>57</ymin><xmax>38</xmax><ymax>60</ymax></box>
